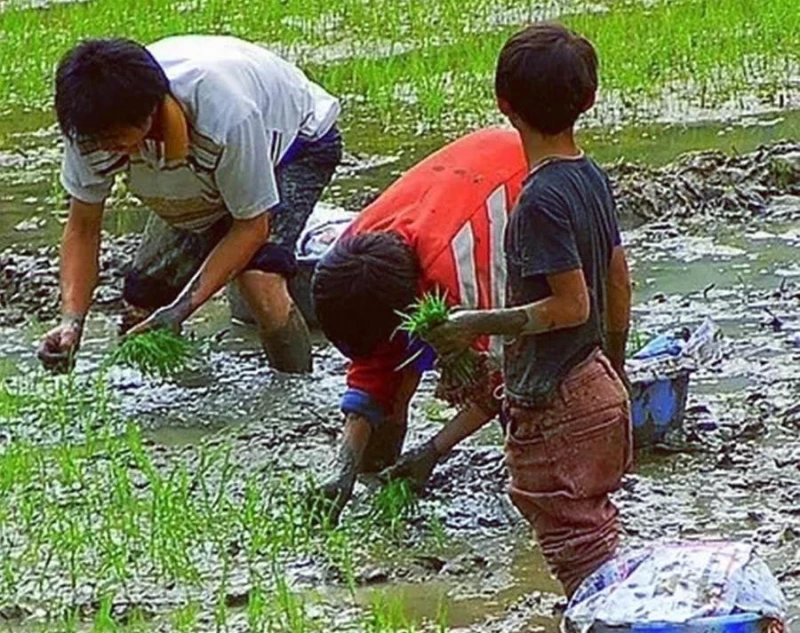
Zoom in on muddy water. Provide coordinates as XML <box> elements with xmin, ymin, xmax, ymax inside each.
<box><xmin>0</xmin><ymin>114</ymin><xmax>799</xmax><ymax>630</ymax></box>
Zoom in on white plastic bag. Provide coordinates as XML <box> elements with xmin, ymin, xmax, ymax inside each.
<box><xmin>295</xmin><ymin>202</ymin><xmax>354</xmax><ymax>262</ymax></box>
<box><xmin>564</xmin><ymin>542</ymin><xmax>786</xmax><ymax>633</ymax></box>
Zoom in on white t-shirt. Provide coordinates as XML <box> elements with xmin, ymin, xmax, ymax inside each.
<box><xmin>61</xmin><ymin>35</ymin><xmax>340</xmax><ymax>231</ymax></box>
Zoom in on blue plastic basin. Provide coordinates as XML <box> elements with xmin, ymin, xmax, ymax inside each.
<box><xmin>630</xmin><ymin>371</ymin><xmax>691</xmax><ymax>448</ymax></box>
<box><xmin>592</xmin><ymin>612</ymin><xmax>771</xmax><ymax>633</ymax></box>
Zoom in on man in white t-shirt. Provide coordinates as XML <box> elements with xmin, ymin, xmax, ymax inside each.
<box><xmin>39</xmin><ymin>36</ymin><xmax>342</xmax><ymax>373</ymax></box>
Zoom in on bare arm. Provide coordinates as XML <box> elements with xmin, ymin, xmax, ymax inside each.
<box><xmin>432</xmin><ymin>403</ymin><xmax>495</xmax><ymax>455</ymax></box>
<box><xmin>61</xmin><ymin>197</ymin><xmax>104</xmax><ymax>324</ymax></box>
<box><xmin>383</xmin><ymin>402</ymin><xmax>497</xmax><ymax>491</ymax></box>
<box><xmin>605</xmin><ymin>245</ymin><xmax>632</xmax><ymax>379</ymax></box>
<box><xmin>129</xmin><ymin>213</ymin><xmax>270</xmax><ymax>333</ymax></box>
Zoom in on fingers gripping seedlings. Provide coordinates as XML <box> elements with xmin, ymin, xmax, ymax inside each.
<box><xmin>397</xmin><ymin>290</ymin><xmax>480</xmax><ymax>391</ymax></box>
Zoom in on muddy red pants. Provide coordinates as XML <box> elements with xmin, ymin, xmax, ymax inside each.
<box><xmin>504</xmin><ymin>349</ymin><xmax>632</xmax><ymax>597</ymax></box>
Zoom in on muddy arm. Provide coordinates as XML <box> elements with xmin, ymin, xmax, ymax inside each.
<box><xmin>426</xmin><ymin>269</ymin><xmax>590</xmax><ymax>358</ymax></box>
<box><xmin>432</xmin><ymin>403</ymin><xmax>496</xmax><ymax>455</ymax></box>
<box><xmin>129</xmin><ymin>214</ymin><xmax>270</xmax><ymax>333</ymax></box>
<box><xmin>605</xmin><ymin>245</ymin><xmax>632</xmax><ymax>383</ymax></box>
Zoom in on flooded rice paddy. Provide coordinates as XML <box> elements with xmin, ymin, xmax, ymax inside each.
<box><xmin>0</xmin><ymin>105</ymin><xmax>798</xmax><ymax>631</ymax></box>
<box><xmin>0</xmin><ymin>0</ymin><xmax>798</xmax><ymax>617</ymax></box>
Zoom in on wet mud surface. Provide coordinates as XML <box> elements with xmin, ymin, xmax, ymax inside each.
<box><xmin>0</xmin><ymin>138</ymin><xmax>799</xmax><ymax>630</ymax></box>
<box><xmin>2</xmin><ymin>140</ymin><xmax>799</xmax><ymax>328</ymax></box>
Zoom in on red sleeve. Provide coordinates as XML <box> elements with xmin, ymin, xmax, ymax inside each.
<box><xmin>346</xmin><ymin>337</ymin><xmax>411</xmax><ymax>412</ymax></box>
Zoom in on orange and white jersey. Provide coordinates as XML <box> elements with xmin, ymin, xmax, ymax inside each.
<box><xmin>347</xmin><ymin>127</ymin><xmax>528</xmax><ymax>360</ymax></box>
<box><xmin>342</xmin><ymin>128</ymin><xmax>528</xmax><ymax>418</ymax></box>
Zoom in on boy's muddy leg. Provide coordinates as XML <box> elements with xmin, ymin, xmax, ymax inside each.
<box><xmin>236</xmin><ymin>269</ymin><xmax>312</xmax><ymax>373</ymax></box>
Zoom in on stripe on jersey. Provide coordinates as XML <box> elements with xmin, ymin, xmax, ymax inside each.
<box><xmin>452</xmin><ymin>221</ymin><xmax>479</xmax><ymax>309</ymax></box>
<box><xmin>486</xmin><ymin>184</ymin><xmax>508</xmax><ymax>360</ymax></box>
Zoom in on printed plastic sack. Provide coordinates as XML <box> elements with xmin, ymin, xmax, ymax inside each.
<box><xmin>295</xmin><ymin>202</ymin><xmax>354</xmax><ymax>263</ymax></box>
<box><xmin>563</xmin><ymin>542</ymin><xmax>787</xmax><ymax>633</ymax></box>
<box><xmin>628</xmin><ymin>318</ymin><xmax>723</xmax><ymax>383</ymax></box>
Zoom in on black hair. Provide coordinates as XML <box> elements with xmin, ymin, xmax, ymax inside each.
<box><xmin>495</xmin><ymin>22</ymin><xmax>598</xmax><ymax>135</ymax></box>
<box><xmin>55</xmin><ymin>38</ymin><xmax>169</xmax><ymax>141</ymax></box>
<box><xmin>312</xmin><ymin>232</ymin><xmax>419</xmax><ymax>358</ymax></box>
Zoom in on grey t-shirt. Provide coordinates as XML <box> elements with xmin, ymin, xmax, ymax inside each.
<box><xmin>503</xmin><ymin>156</ymin><xmax>621</xmax><ymax>407</ymax></box>
<box><xmin>62</xmin><ymin>35</ymin><xmax>340</xmax><ymax>232</ymax></box>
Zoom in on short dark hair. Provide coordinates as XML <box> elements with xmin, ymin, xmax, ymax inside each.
<box><xmin>55</xmin><ymin>38</ymin><xmax>169</xmax><ymax>141</ymax></box>
<box><xmin>495</xmin><ymin>22</ymin><xmax>598</xmax><ymax>135</ymax></box>
<box><xmin>312</xmin><ymin>232</ymin><xmax>419</xmax><ymax>358</ymax></box>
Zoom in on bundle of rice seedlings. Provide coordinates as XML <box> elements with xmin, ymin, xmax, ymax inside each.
<box><xmin>111</xmin><ymin>329</ymin><xmax>195</xmax><ymax>379</ymax></box>
<box><xmin>397</xmin><ymin>289</ymin><xmax>478</xmax><ymax>389</ymax></box>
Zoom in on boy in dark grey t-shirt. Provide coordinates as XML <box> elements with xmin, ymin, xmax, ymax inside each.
<box><xmin>427</xmin><ymin>23</ymin><xmax>633</xmax><ymax>597</ymax></box>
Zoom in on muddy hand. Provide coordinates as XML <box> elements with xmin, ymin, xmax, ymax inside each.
<box><xmin>37</xmin><ymin>315</ymin><xmax>84</xmax><ymax>374</ymax></box>
<box><xmin>426</xmin><ymin>311</ymin><xmax>479</xmax><ymax>360</ymax></box>
<box><xmin>314</xmin><ymin>445</ymin><xmax>359</xmax><ymax>526</ymax></box>
<box><xmin>381</xmin><ymin>440</ymin><xmax>441</xmax><ymax>493</ymax></box>
<box><xmin>124</xmin><ymin>303</ymin><xmax>184</xmax><ymax>338</ymax></box>
<box><xmin>118</xmin><ymin>303</ymin><xmax>152</xmax><ymax>336</ymax></box>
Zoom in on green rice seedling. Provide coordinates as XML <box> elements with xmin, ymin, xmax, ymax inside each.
<box><xmin>371</xmin><ymin>479</ymin><xmax>418</xmax><ymax>537</ymax></box>
<box><xmin>397</xmin><ymin>289</ymin><xmax>450</xmax><ymax>340</ymax></box>
<box><xmin>427</xmin><ymin>514</ymin><xmax>448</xmax><ymax>552</ymax></box>
<box><xmin>214</xmin><ymin>559</ymin><xmax>231</xmax><ymax>633</ymax></box>
<box><xmin>397</xmin><ymin>290</ymin><xmax>477</xmax><ymax>387</ymax></box>
<box><xmin>436</xmin><ymin>600</ymin><xmax>448</xmax><ymax>633</ymax></box>
<box><xmin>171</xmin><ymin>602</ymin><xmax>201</xmax><ymax>633</ymax></box>
<box><xmin>363</xmin><ymin>592</ymin><xmax>415</xmax><ymax>633</ymax></box>
<box><xmin>0</xmin><ymin>379</ymin><xmax>30</xmax><ymax>420</ymax></box>
<box><xmin>247</xmin><ymin>580</ymin><xmax>269</xmax><ymax>633</ymax></box>
<box><xmin>271</xmin><ymin>571</ymin><xmax>316</xmax><ymax>633</ymax></box>
<box><xmin>110</xmin><ymin>328</ymin><xmax>195</xmax><ymax>379</ymax></box>
<box><xmin>1</xmin><ymin>0</ymin><xmax>799</xmax><ymax>159</ymax></box>
<box><xmin>92</xmin><ymin>595</ymin><xmax>119</xmax><ymax>633</ymax></box>
<box><xmin>324</xmin><ymin>526</ymin><xmax>357</xmax><ymax>594</ymax></box>
<box><xmin>60</xmin><ymin>608</ymin><xmax>81</xmax><ymax>633</ymax></box>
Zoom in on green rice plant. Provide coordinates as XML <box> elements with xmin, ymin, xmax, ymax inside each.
<box><xmin>171</xmin><ymin>602</ymin><xmax>201</xmax><ymax>633</ymax></box>
<box><xmin>0</xmin><ymin>0</ymin><xmax>799</xmax><ymax>144</ymax></box>
<box><xmin>92</xmin><ymin>595</ymin><xmax>119</xmax><ymax>633</ymax></box>
<box><xmin>363</xmin><ymin>592</ymin><xmax>415</xmax><ymax>633</ymax></box>
<box><xmin>270</xmin><ymin>570</ymin><xmax>316</xmax><ymax>633</ymax></box>
<box><xmin>427</xmin><ymin>514</ymin><xmax>448</xmax><ymax>553</ymax></box>
<box><xmin>371</xmin><ymin>479</ymin><xmax>418</xmax><ymax>537</ymax></box>
<box><xmin>397</xmin><ymin>289</ymin><xmax>450</xmax><ymax>340</ymax></box>
<box><xmin>435</xmin><ymin>601</ymin><xmax>448</xmax><ymax>633</ymax></box>
<box><xmin>324</xmin><ymin>525</ymin><xmax>358</xmax><ymax>593</ymax></box>
<box><xmin>0</xmin><ymin>379</ymin><xmax>31</xmax><ymax>420</ymax></box>
<box><xmin>214</xmin><ymin>559</ymin><xmax>231</xmax><ymax>633</ymax></box>
<box><xmin>397</xmin><ymin>290</ymin><xmax>477</xmax><ymax>386</ymax></box>
<box><xmin>110</xmin><ymin>329</ymin><xmax>195</xmax><ymax>379</ymax></box>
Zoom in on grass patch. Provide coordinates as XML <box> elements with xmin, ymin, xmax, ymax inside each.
<box><xmin>0</xmin><ymin>357</ymin><xmax>453</xmax><ymax>630</ymax></box>
<box><xmin>0</xmin><ymin>0</ymin><xmax>798</xmax><ymax>138</ymax></box>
